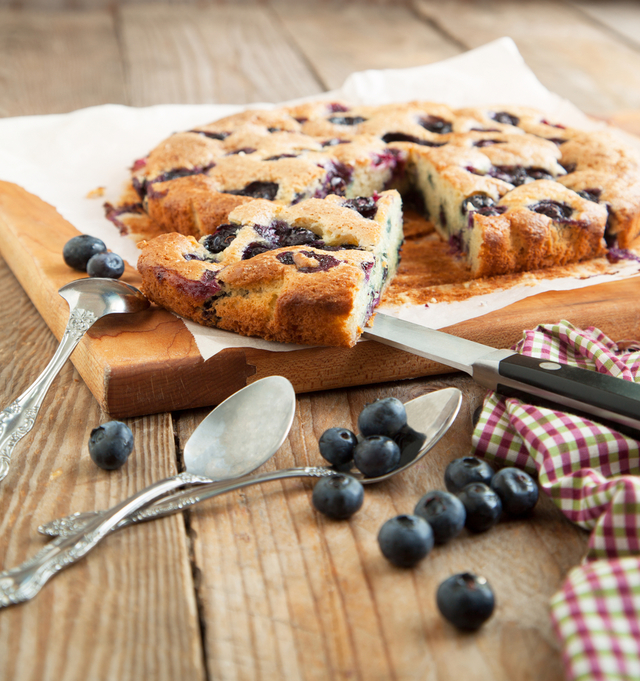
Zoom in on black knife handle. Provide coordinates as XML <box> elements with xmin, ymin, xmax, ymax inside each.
<box><xmin>496</xmin><ymin>353</ymin><xmax>640</xmax><ymax>429</ymax></box>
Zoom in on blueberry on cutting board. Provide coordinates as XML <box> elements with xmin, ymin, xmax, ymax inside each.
<box><xmin>87</xmin><ymin>252</ymin><xmax>125</xmax><ymax>279</ymax></box>
<box><xmin>63</xmin><ymin>235</ymin><xmax>107</xmax><ymax>271</ymax></box>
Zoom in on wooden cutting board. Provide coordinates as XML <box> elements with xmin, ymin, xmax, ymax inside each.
<box><xmin>1</xmin><ymin>178</ymin><xmax>640</xmax><ymax>418</ymax></box>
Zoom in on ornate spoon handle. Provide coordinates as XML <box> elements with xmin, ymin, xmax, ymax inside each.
<box><xmin>40</xmin><ymin>467</ymin><xmax>339</xmax><ymax>538</ymax></box>
<box><xmin>0</xmin><ymin>307</ymin><xmax>98</xmax><ymax>482</ymax></box>
<box><xmin>0</xmin><ymin>472</ymin><xmax>210</xmax><ymax>608</ymax></box>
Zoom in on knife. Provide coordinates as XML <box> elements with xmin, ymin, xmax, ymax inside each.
<box><xmin>363</xmin><ymin>313</ymin><xmax>640</xmax><ymax>433</ymax></box>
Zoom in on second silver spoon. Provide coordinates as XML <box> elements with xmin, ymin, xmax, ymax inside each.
<box><xmin>43</xmin><ymin>387</ymin><xmax>462</xmax><ymax>538</ymax></box>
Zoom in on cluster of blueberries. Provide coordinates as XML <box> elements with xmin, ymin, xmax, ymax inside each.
<box><xmin>63</xmin><ymin>234</ymin><xmax>125</xmax><ymax>279</ymax></box>
<box><xmin>311</xmin><ymin>395</ymin><xmax>539</xmax><ymax>631</ymax></box>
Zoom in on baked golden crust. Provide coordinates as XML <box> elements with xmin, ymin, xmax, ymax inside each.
<box><xmin>468</xmin><ymin>180</ymin><xmax>608</xmax><ymax>277</ymax></box>
<box><xmin>108</xmin><ymin>99</ymin><xmax>640</xmax><ymax>346</ymax></box>
<box><xmin>137</xmin><ymin>191</ymin><xmax>403</xmax><ymax>347</ymax></box>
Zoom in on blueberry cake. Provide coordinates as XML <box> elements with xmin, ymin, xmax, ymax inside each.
<box><xmin>111</xmin><ymin>100</ymin><xmax>640</xmax><ymax>346</ymax></box>
<box><xmin>137</xmin><ymin>191</ymin><xmax>403</xmax><ymax>346</ymax></box>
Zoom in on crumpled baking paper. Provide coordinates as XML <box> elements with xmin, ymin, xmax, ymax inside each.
<box><xmin>0</xmin><ymin>37</ymin><xmax>638</xmax><ymax>359</ymax></box>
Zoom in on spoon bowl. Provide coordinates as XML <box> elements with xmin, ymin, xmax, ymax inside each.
<box><xmin>58</xmin><ymin>277</ymin><xmax>150</xmax><ymax>318</ymax></box>
<box><xmin>0</xmin><ymin>277</ymin><xmax>149</xmax><ymax>482</ymax></box>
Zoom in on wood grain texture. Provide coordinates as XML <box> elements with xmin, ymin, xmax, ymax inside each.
<box><xmin>271</xmin><ymin>0</ymin><xmax>461</xmax><ymax>91</ymax></box>
<box><xmin>572</xmin><ymin>0</ymin><xmax>640</xmax><ymax>51</ymax></box>
<box><xmin>183</xmin><ymin>377</ymin><xmax>588</xmax><ymax>681</ymax></box>
<box><xmin>119</xmin><ymin>4</ymin><xmax>324</xmax><ymax>107</ymax></box>
<box><xmin>413</xmin><ymin>0</ymin><xmax>640</xmax><ymax>115</ymax></box>
<box><xmin>0</xmin><ymin>9</ymin><xmax>127</xmax><ymax>117</ymax></box>
<box><xmin>0</xmin><ymin>259</ymin><xmax>205</xmax><ymax>681</ymax></box>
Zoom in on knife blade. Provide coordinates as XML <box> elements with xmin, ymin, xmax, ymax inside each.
<box><xmin>362</xmin><ymin>312</ymin><xmax>640</xmax><ymax>433</ymax></box>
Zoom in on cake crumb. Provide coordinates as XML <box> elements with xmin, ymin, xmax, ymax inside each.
<box><xmin>86</xmin><ymin>186</ymin><xmax>105</xmax><ymax>199</ymax></box>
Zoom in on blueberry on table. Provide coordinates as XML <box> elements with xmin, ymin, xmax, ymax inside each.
<box><xmin>414</xmin><ymin>490</ymin><xmax>466</xmax><ymax>544</ymax></box>
<box><xmin>378</xmin><ymin>514</ymin><xmax>434</xmax><ymax>568</ymax></box>
<box><xmin>358</xmin><ymin>396</ymin><xmax>407</xmax><ymax>438</ymax></box>
<box><xmin>86</xmin><ymin>252</ymin><xmax>125</xmax><ymax>279</ymax></box>
<box><xmin>458</xmin><ymin>483</ymin><xmax>502</xmax><ymax>532</ymax></box>
<box><xmin>490</xmin><ymin>467</ymin><xmax>539</xmax><ymax>516</ymax></box>
<box><xmin>89</xmin><ymin>421</ymin><xmax>134</xmax><ymax>470</ymax></box>
<box><xmin>63</xmin><ymin>235</ymin><xmax>107</xmax><ymax>271</ymax></box>
<box><xmin>353</xmin><ymin>435</ymin><xmax>401</xmax><ymax>478</ymax></box>
<box><xmin>318</xmin><ymin>427</ymin><xmax>358</xmax><ymax>466</ymax></box>
<box><xmin>437</xmin><ymin>573</ymin><xmax>495</xmax><ymax>630</ymax></box>
<box><xmin>312</xmin><ymin>474</ymin><xmax>364</xmax><ymax>520</ymax></box>
<box><xmin>444</xmin><ymin>456</ymin><xmax>494</xmax><ymax>494</ymax></box>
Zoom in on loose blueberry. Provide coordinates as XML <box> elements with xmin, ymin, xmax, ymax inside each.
<box><xmin>444</xmin><ymin>457</ymin><xmax>494</xmax><ymax>494</ymax></box>
<box><xmin>490</xmin><ymin>467</ymin><xmax>539</xmax><ymax>516</ymax></box>
<box><xmin>88</xmin><ymin>420</ymin><xmax>134</xmax><ymax>470</ymax></box>
<box><xmin>312</xmin><ymin>474</ymin><xmax>364</xmax><ymax>519</ymax></box>
<box><xmin>458</xmin><ymin>483</ymin><xmax>502</xmax><ymax>532</ymax></box>
<box><xmin>353</xmin><ymin>435</ymin><xmax>401</xmax><ymax>478</ymax></box>
<box><xmin>63</xmin><ymin>235</ymin><xmax>107</xmax><ymax>271</ymax></box>
<box><xmin>414</xmin><ymin>490</ymin><xmax>466</xmax><ymax>544</ymax></box>
<box><xmin>378</xmin><ymin>514</ymin><xmax>434</xmax><ymax>568</ymax></box>
<box><xmin>86</xmin><ymin>252</ymin><xmax>125</xmax><ymax>279</ymax></box>
<box><xmin>437</xmin><ymin>573</ymin><xmax>495</xmax><ymax>630</ymax></box>
<box><xmin>318</xmin><ymin>427</ymin><xmax>358</xmax><ymax>466</ymax></box>
<box><xmin>358</xmin><ymin>397</ymin><xmax>407</xmax><ymax>438</ymax></box>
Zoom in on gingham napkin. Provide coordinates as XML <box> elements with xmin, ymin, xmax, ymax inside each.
<box><xmin>471</xmin><ymin>321</ymin><xmax>640</xmax><ymax>681</ymax></box>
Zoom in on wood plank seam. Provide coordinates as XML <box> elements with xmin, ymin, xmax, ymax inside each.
<box><xmin>172</xmin><ymin>412</ymin><xmax>213</xmax><ymax>680</ymax></box>
<box><xmin>567</xmin><ymin>0</ymin><xmax>640</xmax><ymax>55</ymax></box>
<box><xmin>112</xmin><ymin>5</ymin><xmax>133</xmax><ymax>107</ymax></box>
<box><xmin>183</xmin><ymin>509</ymin><xmax>213</xmax><ymax>681</ymax></box>
<box><xmin>264</xmin><ymin>0</ymin><xmax>329</xmax><ymax>93</ymax></box>
<box><xmin>407</xmin><ymin>1</ymin><xmax>469</xmax><ymax>51</ymax></box>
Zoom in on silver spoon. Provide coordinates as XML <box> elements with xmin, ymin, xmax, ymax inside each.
<box><xmin>0</xmin><ymin>375</ymin><xmax>296</xmax><ymax>608</ymax></box>
<box><xmin>43</xmin><ymin>386</ymin><xmax>462</xmax><ymax>539</ymax></box>
<box><xmin>0</xmin><ymin>277</ymin><xmax>150</xmax><ymax>482</ymax></box>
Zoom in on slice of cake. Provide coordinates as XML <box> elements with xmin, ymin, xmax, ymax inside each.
<box><xmin>137</xmin><ymin>190</ymin><xmax>403</xmax><ymax>347</ymax></box>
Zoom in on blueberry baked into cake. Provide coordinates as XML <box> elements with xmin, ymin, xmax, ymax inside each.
<box><xmin>108</xmin><ymin>101</ymin><xmax>640</xmax><ymax>346</ymax></box>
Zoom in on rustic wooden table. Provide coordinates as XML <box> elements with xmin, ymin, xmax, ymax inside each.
<box><xmin>1</xmin><ymin>1</ymin><xmax>640</xmax><ymax>680</ymax></box>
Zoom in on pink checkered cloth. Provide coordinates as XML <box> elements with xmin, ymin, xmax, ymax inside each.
<box><xmin>471</xmin><ymin>321</ymin><xmax>640</xmax><ymax>681</ymax></box>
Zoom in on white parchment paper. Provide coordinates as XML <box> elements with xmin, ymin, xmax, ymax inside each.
<box><xmin>0</xmin><ymin>38</ymin><xmax>638</xmax><ymax>358</ymax></box>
